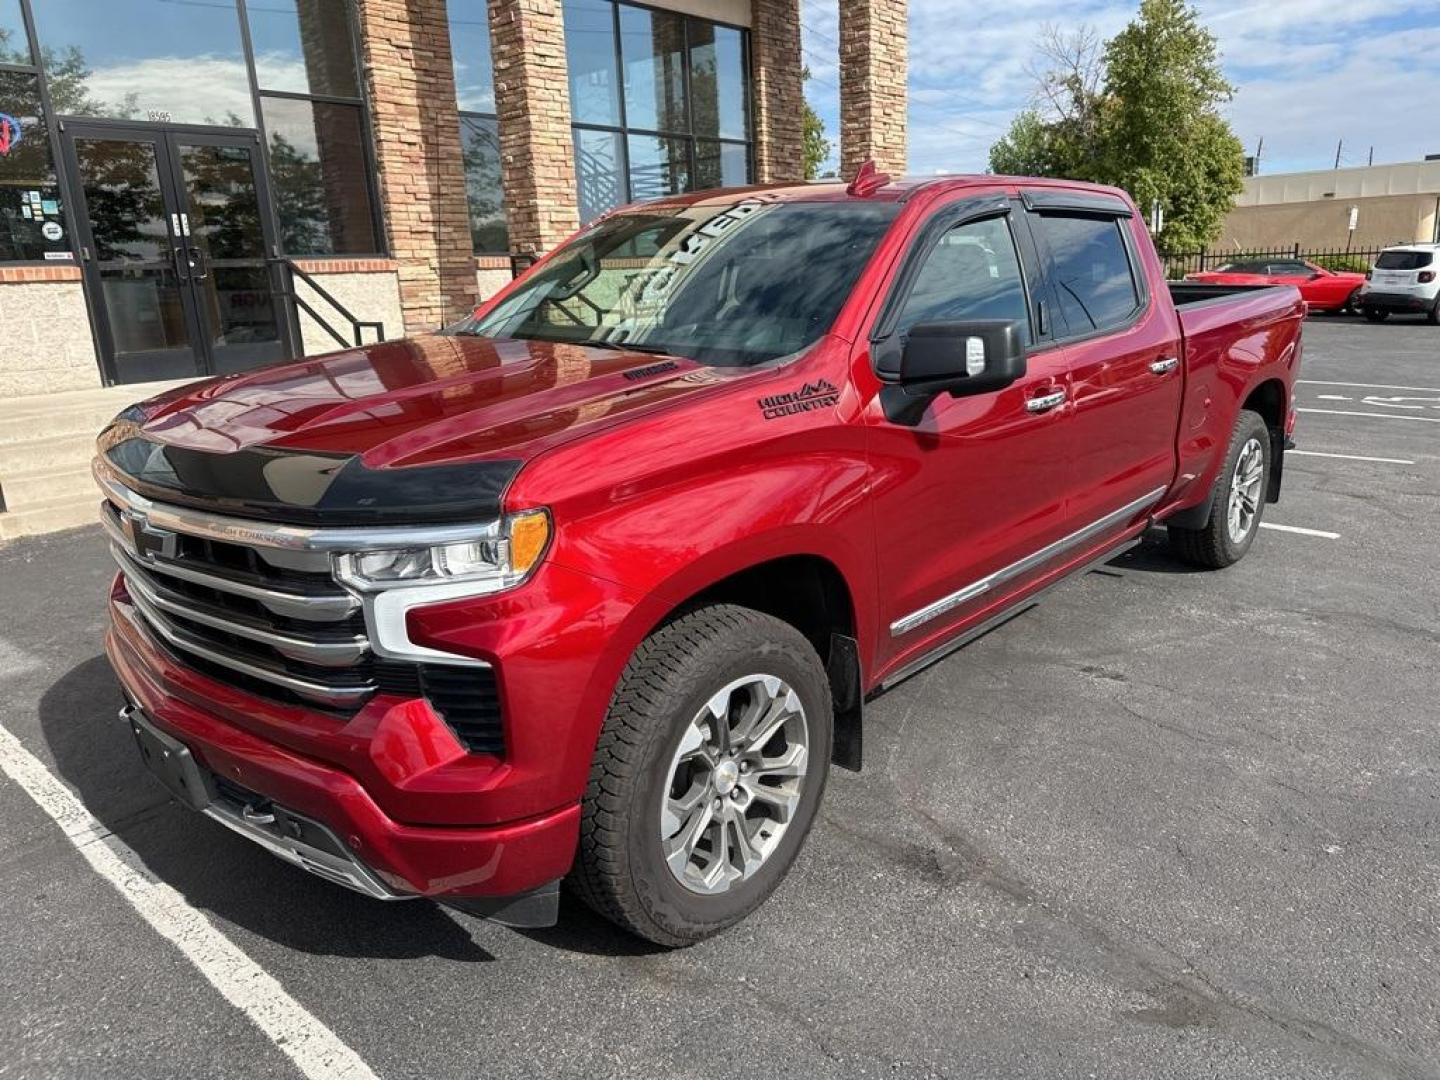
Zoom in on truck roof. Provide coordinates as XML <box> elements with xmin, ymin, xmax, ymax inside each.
<box><xmin>627</xmin><ymin>173</ymin><xmax>1133</xmax><ymax>210</ymax></box>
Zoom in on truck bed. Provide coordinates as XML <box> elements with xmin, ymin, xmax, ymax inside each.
<box><xmin>1167</xmin><ymin>281</ymin><xmax>1288</xmax><ymax>307</ymax></box>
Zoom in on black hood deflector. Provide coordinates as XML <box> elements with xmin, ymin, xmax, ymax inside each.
<box><xmin>99</xmin><ymin>429</ymin><xmax>521</xmax><ymax>526</ymax></box>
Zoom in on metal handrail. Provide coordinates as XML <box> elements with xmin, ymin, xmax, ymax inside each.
<box><xmin>271</xmin><ymin>257</ymin><xmax>385</xmax><ymax>349</ymax></box>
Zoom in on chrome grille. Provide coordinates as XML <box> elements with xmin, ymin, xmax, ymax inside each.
<box><xmin>103</xmin><ymin>499</ymin><xmax>378</xmax><ymax>711</ymax></box>
<box><xmin>98</xmin><ymin>469</ymin><xmax>508</xmax><ymax>754</ymax></box>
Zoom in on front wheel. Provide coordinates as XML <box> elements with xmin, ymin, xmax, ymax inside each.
<box><xmin>1167</xmin><ymin>409</ymin><xmax>1270</xmax><ymax>569</ymax></box>
<box><xmin>570</xmin><ymin>604</ymin><xmax>833</xmax><ymax>946</ymax></box>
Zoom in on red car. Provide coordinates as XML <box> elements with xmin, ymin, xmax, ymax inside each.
<box><xmin>97</xmin><ymin>174</ymin><xmax>1304</xmax><ymax>945</ymax></box>
<box><xmin>1186</xmin><ymin>258</ymin><xmax>1366</xmax><ymax>313</ymax></box>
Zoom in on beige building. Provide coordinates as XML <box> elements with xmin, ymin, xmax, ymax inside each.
<box><xmin>1218</xmin><ymin>161</ymin><xmax>1440</xmax><ymax>252</ymax></box>
<box><xmin>0</xmin><ymin>0</ymin><xmax>910</xmax><ymax>541</ymax></box>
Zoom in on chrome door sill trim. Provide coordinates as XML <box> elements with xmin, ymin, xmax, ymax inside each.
<box><xmin>890</xmin><ymin>486</ymin><xmax>1166</xmax><ymax>637</ymax></box>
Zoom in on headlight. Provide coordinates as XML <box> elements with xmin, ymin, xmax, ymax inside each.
<box><xmin>333</xmin><ymin>509</ymin><xmax>551</xmax><ymax>594</ymax></box>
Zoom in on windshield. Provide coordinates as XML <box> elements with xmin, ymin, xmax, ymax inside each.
<box><xmin>1376</xmin><ymin>250</ymin><xmax>1434</xmax><ymax>270</ymax></box>
<box><xmin>456</xmin><ymin>200</ymin><xmax>900</xmax><ymax>366</ymax></box>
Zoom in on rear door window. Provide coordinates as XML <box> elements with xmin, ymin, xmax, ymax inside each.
<box><xmin>1031</xmin><ymin>214</ymin><xmax>1142</xmax><ymax>336</ymax></box>
<box><xmin>1376</xmin><ymin>250</ymin><xmax>1434</xmax><ymax>270</ymax></box>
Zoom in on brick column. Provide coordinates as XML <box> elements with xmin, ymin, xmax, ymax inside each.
<box><xmin>489</xmin><ymin>0</ymin><xmax>578</xmax><ymax>257</ymax></box>
<box><xmin>749</xmin><ymin>0</ymin><xmax>805</xmax><ymax>183</ymax></box>
<box><xmin>839</xmin><ymin>0</ymin><xmax>908</xmax><ymax>179</ymax></box>
<box><xmin>356</xmin><ymin>0</ymin><xmax>477</xmax><ymax>333</ymax></box>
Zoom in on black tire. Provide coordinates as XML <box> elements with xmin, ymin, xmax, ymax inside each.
<box><xmin>1363</xmin><ymin>308</ymin><xmax>1389</xmax><ymax>323</ymax></box>
<box><xmin>1427</xmin><ymin>298</ymin><xmax>1440</xmax><ymax>326</ymax></box>
<box><xmin>569</xmin><ymin>604</ymin><xmax>833</xmax><ymax>947</ymax></box>
<box><xmin>1167</xmin><ymin>409</ymin><xmax>1270</xmax><ymax>569</ymax></box>
<box><xmin>1344</xmin><ymin>288</ymin><xmax>1363</xmax><ymax>315</ymax></box>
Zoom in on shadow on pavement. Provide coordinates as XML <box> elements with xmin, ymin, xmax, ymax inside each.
<box><xmin>1105</xmin><ymin>531</ymin><xmax>1212</xmax><ymax>576</ymax></box>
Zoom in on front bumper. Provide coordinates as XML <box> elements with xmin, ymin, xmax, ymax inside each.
<box><xmin>1360</xmin><ymin>290</ymin><xmax>1436</xmax><ymax>313</ymax></box>
<box><xmin>107</xmin><ymin>618</ymin><xmax>581</xmax><ymax>904</ymax></box>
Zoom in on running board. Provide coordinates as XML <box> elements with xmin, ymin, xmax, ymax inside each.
<box><xmin>877</xmin><ymin>535</ymin><xmax>1143</xmax><ymax>692</ymax></box>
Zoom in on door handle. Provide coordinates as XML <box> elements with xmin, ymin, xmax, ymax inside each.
<box><xmin>187</xmin><ymin>246</ymin><xmax>209</xmax><ymax>282</ymax></box>
<box><xmin>171</xmin><ymin>246</ymin><xmax>191</xmax><ymax>283</ymax></box>
<box><xmin>1025</xmin><ymin>389</ymin><xmax>1067</xmax><ymax>414</ymax></box>
<box><xmin>1149</xmin><ymin>357</ymin><xmax>1180</xmax><ymax>375</ymax></box>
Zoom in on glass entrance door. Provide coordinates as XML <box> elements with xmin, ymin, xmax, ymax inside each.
<box><xmin>62</xmin><ymin>124</ymin><xmax>290</xmax><ymax>385</ymax></box>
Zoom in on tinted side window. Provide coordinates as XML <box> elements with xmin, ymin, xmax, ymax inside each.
<box><xmin>1376</xmin><ymin>250</ymin><xmax>1434</xmax><ymax>270</ymax></box>
<box><xmin>896</xmin><ymin>216</ymin><xmax>1030</xmax><ymax>345</ymax></box>
<box><xmin>1033</xmin><ymin>214</ymin><xmax>1140</xmax><ymax>334</ymax></box>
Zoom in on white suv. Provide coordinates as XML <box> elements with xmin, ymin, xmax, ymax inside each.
<box><xmin>1360</xmin><ymin>243</ymin><xmax>1440</xmax><ymax>324</ymax></box>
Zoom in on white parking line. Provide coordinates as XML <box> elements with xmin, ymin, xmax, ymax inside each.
<box><xmin>1289</xmin><ymin>450</ymin><xmax>1416</xmax><ymax>465</ymax></box>
<box><xmin>1298</xmin><ymin>407</ymin><xmax>1440</xmax><ymax>424</ymax></box>
<box><xmin>0</xmin><ymin>724</ymin><xmax>380</xmax><ymax>1080</ymax></box>
<box><xmin>1259</xmin><ymin>522</ymin><xmax>1341</xmax><ymax>539</ymax></box>
<box><xmin>1300</xmin><ymin>379</ymin><xmax>1440</xmax><ymax>393</ymax></box>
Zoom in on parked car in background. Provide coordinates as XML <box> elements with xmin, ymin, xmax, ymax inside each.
<box><xmin>1359</xmin><ymin>244</ymin><xmax>1440</xmax><ymax>324</ymax></box>
<box><xmin>1185</xmin><ymin>258</ymin><xmax>1367</xmax><ymax>314</ymax></box>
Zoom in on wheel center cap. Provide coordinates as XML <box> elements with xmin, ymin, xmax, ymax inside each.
<box><xmin>713</xmin><ymin>760</ymin><xmax>740</xmax><ymax>796</ymax></box>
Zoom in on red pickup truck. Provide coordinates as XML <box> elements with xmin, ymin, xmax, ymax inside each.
<box><xmin>97</xmin><ymin>174</ymin><xmax>1303</xmax><ymax>946</ymax></box>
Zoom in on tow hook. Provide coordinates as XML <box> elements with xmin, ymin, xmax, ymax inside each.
<box><xmin>241</xmin><ymin>802</ymin><xmax>277</xmax><ymax>826</ymax></box>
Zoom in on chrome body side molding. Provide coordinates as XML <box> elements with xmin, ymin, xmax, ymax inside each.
<box><xmin>890</xmin><ymin>486</ymin><xmax>1167</xmax><ymax>637</ymax></box>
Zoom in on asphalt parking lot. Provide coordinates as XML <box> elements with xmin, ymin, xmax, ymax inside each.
<box><xmin>2</xmin><ymin>316</ymin><xmax>1437</xmax><ymax>1080</ymax></box>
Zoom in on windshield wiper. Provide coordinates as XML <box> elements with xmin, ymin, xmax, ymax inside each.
<box><xmin>579</xmin><ymin>340</ymin><xmax>676</xmax><ymax>356</ymax></box>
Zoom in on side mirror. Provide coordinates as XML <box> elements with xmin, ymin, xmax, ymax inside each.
<box><xmin>899</xmin><ymin>320</ymin><xmax>1027</xmax><ymax>398</ymax></box>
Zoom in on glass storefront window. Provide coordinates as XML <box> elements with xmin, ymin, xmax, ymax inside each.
<box><xmin>694</xmin><ymin>139</ymin><xmax>749</xmax><ymax>190</ymax></box>
<box><xmin>688</xmin><ymin>23</ymin><xmax>747</xmax><ymax>141</ymax></box>
<box><xmin>31</xmin><ymin>0</ymin><xmax>253</xmax><ymax>126</ymax></box>
<box><xmin>246</xmin><ymin>0</ymin><xmax>360</xmax><ymax>100</ymax></box>
<box><xmin>574</xmin><ymin>127</ymin><xmax>624</xmax><ymax>225</ymax></box>
<box><xmin>449</xmin><ymin>3</ymin><xmax>495</xmax><ymax>115</ymax></box>
<box><xmin>449</xmin><ymin>2</ymin><xmax>505</xmax><ymax>254</ymax></box>
<box><xmin>564</xmin><ymin>0</ymin><xmax>621</xmax><ymax>127</ymax></box>
<box><xmin>0</xmin><ymin>0</ymin><xmax>31</xmax><ymax>66</ymax></box>
<box><xmin>261</xmin><ymin>96</ymin><xmax>378</xmax><ymax>255</ymax></box>
<box><xmin>619</xmin><ymin>5</ymin><xmax>685</xmax><ymax>134</ymax></box>
<box><xmin>459</xmin><ymin>114</ymin><xmax>507</xmax><ymax>253</ymax></box>
<box><xmin>626</xmin><ymin>133</ymin><xmax>688</xmax><ymax>201</ymax></box>
<box><xmin>0</xmin><ymin>71</ymin><xmax>70</xmax><ymax>261</ymax></box>
<box><xmin>567</xmin><ymin>2</ymin><xmax>752</xmax><ymax>222</ymax></box>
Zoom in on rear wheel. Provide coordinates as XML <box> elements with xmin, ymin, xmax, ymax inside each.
<box><xmin>1428</xmin><ymin>298</ymin><xmax>1440</xmax><ymax>326</ymax></box>
<box><xmin>1363</xmin><ymin>308</ymin><xmax>1389</xmax><ymax>323</ymax></box>
<box><xmin>1167</xmin><ymin>410</ymin><xmax>1270</xmax><ymax>569</ymax></box>
<box><xmin>570</xmin><ymin>604</ymin><xmax>832</xmax><ymax>946</ymax></box>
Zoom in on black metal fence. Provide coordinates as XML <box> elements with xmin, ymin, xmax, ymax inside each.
<box><xmin>1158</xmin><ymin>242</ymin><xmax>1408</xmax><ymax>280</ymax></box>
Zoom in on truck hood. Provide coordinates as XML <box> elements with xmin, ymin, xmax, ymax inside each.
<box><xmin>97</xmin><ymin>334</ymin><xmax>751</xmax><ymax>525</ymax></box>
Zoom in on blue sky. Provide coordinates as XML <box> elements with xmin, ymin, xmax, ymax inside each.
<box><xmin>800</xmin><ymin>0</ymin><xmax>1440</xmax><ymax>178</ymax></box>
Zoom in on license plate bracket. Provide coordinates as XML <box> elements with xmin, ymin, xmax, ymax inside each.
<box><xmin>125</xmin><ymin>706</ymin><xmax>217</xmax><ymax>811</ymax></box>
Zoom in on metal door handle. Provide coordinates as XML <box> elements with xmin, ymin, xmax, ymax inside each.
<box><xmin>171</xmin><ymin>246</ymin><xmax>191</xmax><ymax>283</ymax></box>
<box><xmin>187</xmin><ymin>246</ymin><xmax>209</xmax><ymax>281</ymax></box>
<box><xmin>1025</xmin><ymin>389</ymin><xmax>1066</xmax><ymax>413</ymax></box>
<box><xmin>1149</xmin><ymin>357</ymin><xmax>1179</xmax><ymax>375</ymax></box>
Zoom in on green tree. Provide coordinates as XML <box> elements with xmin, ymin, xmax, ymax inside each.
<box><xmin>989</xmin><ymin>0</ymin><xmax>1245</xmax><ymax>250</ymax></box>
<box><xmin>801</xmin><ymin>67</ymin><xmax>831</xmax><ymax>181</ymax></box>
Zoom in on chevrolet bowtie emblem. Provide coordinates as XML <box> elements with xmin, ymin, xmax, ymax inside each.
<box><xmin>122</xmin><ymin>511</ymin><xmax>179</xmax><ymax>561</ymax></box>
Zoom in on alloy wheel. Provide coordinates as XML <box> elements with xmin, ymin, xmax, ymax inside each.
<box><xmin>660</xmin><ymin>674</ymin><xmax>810</xmax><ymax>895</ymax></box>
<box><xmin>1227</xmin><ymin>437</ymin><xmax>1265</xmax><ymax>543</ymax></box>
